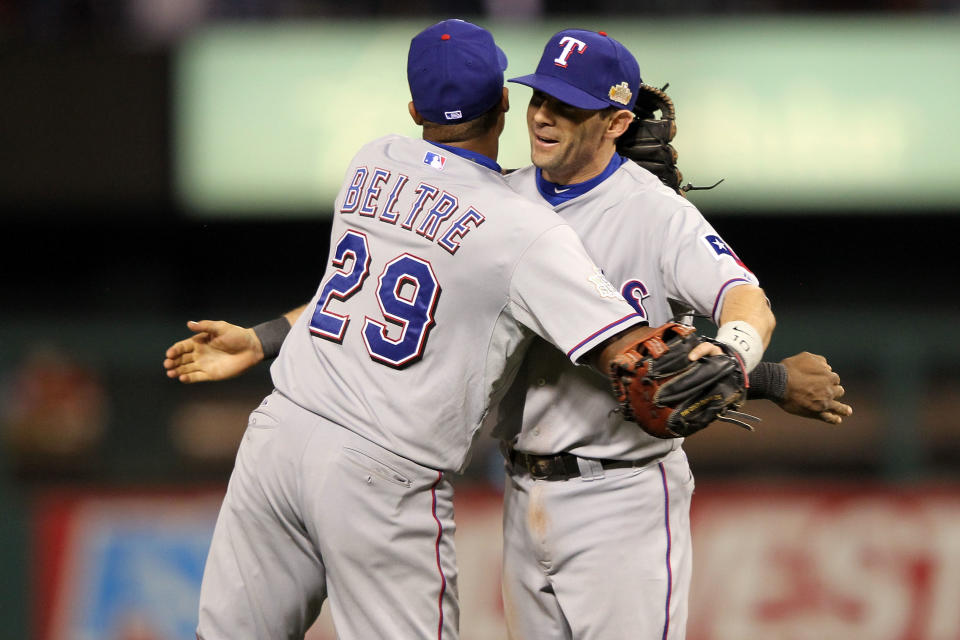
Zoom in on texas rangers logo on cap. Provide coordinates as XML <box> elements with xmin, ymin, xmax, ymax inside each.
<box><xmin>509</xmin><ymin>29</ymin><xmax>641</xmax><ymax>112</ymax></box>
<box><xmin>553</xmin><ymin>36</ymin><xmax>587</xmax><ymax>68</ymax></box>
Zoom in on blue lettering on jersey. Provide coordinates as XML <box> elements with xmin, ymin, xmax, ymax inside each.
<box><xmin>338</xmin><ymin>165</ymin><xmax>484</xmax><ymax>254</ymax></box>
<box><xmin>379</xmin><ymin>174</ymin><xmax>409</xmax><ymax>224</ymax></box>
<box><xmin>403</xmin><ymin>183</ymin><xmax>439</xmax><ymax>230</ymax></box>
<box><xmin>417</xmin><ymin>192</ymin><xmax>458</xmax><ymax>241</ymax></box>
<box><xmin>423</xmin><ymin>151</ymin><xmax>446</xmax><ymax>170</ymax></box>
<box><xmin>340</xmin><ymin>167</ymin><xmax>369</xmax><ymax>213</ymax></box>
<box><xmin>621</xmin><ymin>279</ymin><xmax>649</xmax><ymax>319</ymax></box>
<box><xmin>359</xmin><ymin>168</ymin><xmax>390</xmax><ymax>217</ymax></box>
<box><xmin>438</xmin><ymin>208</ymin><xmax>484</xmax><ymax>255</ymax></box>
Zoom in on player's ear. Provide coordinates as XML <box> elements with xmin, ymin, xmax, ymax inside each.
<box><xmin>500</xmin><ymin>86</ymin><xmax>510</xmax><ymax>114</ymax></box>
<box><xmin>607</xmin><ymin>109</ymin><xmax>634</xmax><ymax>139</ymax></box>
<box><xmin>408</xmin><ymin>101</ymin><xmax>425</xmax><ymax>125</ymax></box>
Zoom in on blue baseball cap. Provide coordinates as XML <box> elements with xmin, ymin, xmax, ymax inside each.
<box><xmin>407</xmin><ymin>19</ymin><xmax>509</xmax><ymax>124</ymax></box>
<box><xmin>509</xmin><ymin>29</ymin><xmax>641</xmax><ymax>111</ymax></box>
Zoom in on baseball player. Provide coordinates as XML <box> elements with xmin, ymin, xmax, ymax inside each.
<box><xmin>165</xmin><ymin>24</ymin><xmax>851</xmax><ymax>640</ymax></box>
<box><xmin>178</xmin><ymin>19</ymin><xmax>687</xmax><ymax>640</ymax></box>
<box><xmin>491</xmin><ymin>28</ymin><xmax>850</xmax><ymax>640</ymax></box>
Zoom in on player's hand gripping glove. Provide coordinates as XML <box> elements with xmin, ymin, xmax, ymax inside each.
<box><xmin>616</xmin><ymin>83</ymin><xmax>683</xmax><ymax>194</ymax></box>
<box><xmin>608</xmin><ymin>323</ymin><xmax>758</xmax><ymax>438</ymax></box>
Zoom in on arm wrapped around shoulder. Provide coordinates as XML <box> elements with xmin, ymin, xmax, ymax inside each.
<box><xmin>608</xmin><ymin>322</ymin><xmax>756</xmax><ymax>438</ymax></box>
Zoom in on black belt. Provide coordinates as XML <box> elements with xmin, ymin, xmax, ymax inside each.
<box><xmin>506</xmin><ymin>448</ymin><xmax>638</xmax><ymax>481</ymax></box>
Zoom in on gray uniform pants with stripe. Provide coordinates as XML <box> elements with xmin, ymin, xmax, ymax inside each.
<box><xmin>197</xmin><ymin>391</ymin><xmax>459</xmax><ymax>639</ymax></box>
<box><xmin>501</xmin><ymin>447</ymin><xmax>694</xmax><ymax>640</ymax></box>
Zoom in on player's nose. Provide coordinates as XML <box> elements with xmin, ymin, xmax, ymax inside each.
<box><xmin>530</xmin><ymin>105</ymin><xmax>556</xmax><ymax>129</ymax></box>
<box><xmin>528</xmin><ymin>99</ymin><xmax>555</xmax><ymax>125</ymax></box>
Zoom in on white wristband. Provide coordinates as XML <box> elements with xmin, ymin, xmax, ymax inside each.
<box><xmin>714</xmin><ymin>321</ymin><xmax>764</xmax><ymax>373</ymax></box>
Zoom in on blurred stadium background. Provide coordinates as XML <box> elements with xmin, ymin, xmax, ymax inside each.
<box><xmin>1</xmin><ymin>0</ymin><xmax>959</xmax><ymax>638</ymax></box>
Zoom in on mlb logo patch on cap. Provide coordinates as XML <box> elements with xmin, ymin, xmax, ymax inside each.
<box><xmin>424</xmin><ymin>151</ymin><xmax>446</xmax><ymax>170</ymax></box>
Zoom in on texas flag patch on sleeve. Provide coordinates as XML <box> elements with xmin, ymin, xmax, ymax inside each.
<box><xmin>701</xmin><ymin>234</ymin><xmax>750</xmax><ymax>270</ymax></box>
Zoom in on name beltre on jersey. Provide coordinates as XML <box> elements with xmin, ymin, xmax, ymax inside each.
<box><xmin>338</xmin><ymin>160</ymin><xmax>486</xmax><ymax>256</ymax></box>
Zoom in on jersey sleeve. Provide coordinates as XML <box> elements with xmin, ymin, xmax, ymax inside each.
<box><xmin>508</xmin><ymin>224</ymin><xmax>644</xmax><ymax>364</ymax></box>
<box><xmin>659</xmin><ymin>204</ymin><xmax>760</xmax><ymax>325</ymax></box>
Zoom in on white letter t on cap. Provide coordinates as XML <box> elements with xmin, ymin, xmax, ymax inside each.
<box><xmin>554</xmin><ymin>37</ymin><xmax>587</xmax><ymax>68</ymax></box>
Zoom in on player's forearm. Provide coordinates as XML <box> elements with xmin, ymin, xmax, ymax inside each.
<box><xmin>252</xmin><ymin>304</ymin><xmax>308</xmax><ymax>359</ymax></box>
<box><xmin>718</xmin><ymin>284</ymin><xmax>775</xmax><ymax>347</ymax></box>
<box><xmin>713</xmin><ymin>284</ymin><xmax>776</xmax><ymax>373</ymax></box>
<box><xmin>283</xmin><ymin>304</ymin><xmax>307</xmax><ymax>326</ymax></box>
<box><xmin>591</xmin><ymin>324</ymin><xmax>657</xmax><ymax>373</ymax></box>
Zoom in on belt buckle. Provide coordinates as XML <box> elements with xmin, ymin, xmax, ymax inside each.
<box><xmin>529</xmin><ymin>456</ymin><xmax>554</xmax><ymax>480</ymax></box>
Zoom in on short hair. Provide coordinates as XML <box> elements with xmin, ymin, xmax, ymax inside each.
<box><xmin>599</xmin><ymin>106</ymin><xmax>621</xmax><ymax>120</ymax></box>
<box><xmin>420</xmin><ymin>102</ymin><xmax>503</xmax><ymax>143</ymax></box>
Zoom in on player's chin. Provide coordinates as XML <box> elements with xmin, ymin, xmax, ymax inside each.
<box><xmin>530</xmin><ymin>146</ymin><xmax>561</xmax><ymax>172</ymax></box>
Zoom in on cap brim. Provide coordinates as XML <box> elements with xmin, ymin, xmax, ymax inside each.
<box><xmin>508</xmin><ymin>73</ymin><xmax>610</xmax><ymax>111</ymax></box>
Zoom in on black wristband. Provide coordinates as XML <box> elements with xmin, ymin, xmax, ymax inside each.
<box><xmin>747</xmin><ymin>361</ymin><xmax>787</xmax><ymax>401</ymax></box>
<box><xmin>252</xmin><ymin>317</ymin><xmax>292</xmax><ymax>360</ymax></box>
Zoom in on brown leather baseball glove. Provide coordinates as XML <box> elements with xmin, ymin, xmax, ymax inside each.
<box><xmin>608</xmin><ymin>322</ymin><xmax>756</xmax><ymax>438</ymax></box>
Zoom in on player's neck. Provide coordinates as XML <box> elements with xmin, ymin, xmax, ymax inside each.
<box><xmin>423</xmin><ymin>134</ymin><xmax>499</xmax><ymax>166</ymax></box>
<box><xmin>419</xmin><ymin>103</ymin><xmax>504</xmax><ymax>166</ymax></box>
<box><xmin>430</xmin><ymin>126</ymin><xmax>499</xmax><ymax>159</ymax></box>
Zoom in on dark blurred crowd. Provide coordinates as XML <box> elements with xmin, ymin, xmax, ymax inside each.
<box><xmin>1</xmin><ymin>0</ymin><xmax>957</xmax><ymax>45</ymax></box>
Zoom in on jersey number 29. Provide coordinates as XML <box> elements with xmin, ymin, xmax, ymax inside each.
<box><xmin>309</xmin><ymin>229</ymin><xmax>441</xmax><ymax>368</ymax></box>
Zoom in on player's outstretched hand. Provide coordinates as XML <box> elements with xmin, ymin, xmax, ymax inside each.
<box><xmin>777</xmin><ymin>352</ymin><xmax>852</xmax><ymax>424</ymax></box>
<box><xmin>163</xmin><ymin>320</ymin><xmax>264</xmax><ymax>384</ymax></box>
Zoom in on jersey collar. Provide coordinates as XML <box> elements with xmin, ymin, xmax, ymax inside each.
<box><xmin>535</xmin><ymin>153</ymin><xmax>628</xmax><ymax>206</ymax></box>
<box><xmin>428</xmin><ymin>141</ymin><xmax>503</xmax><ymax>173</ymax></box>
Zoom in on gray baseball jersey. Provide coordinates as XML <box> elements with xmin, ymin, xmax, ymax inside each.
<box><xmin>271</xmin><ymin>135</ymin><xmax>643</xmax><ymax>473</ymax></box>
<box><xmin>198</xmin><ymin>136</ymin><xmax>645</xmax><ymax>640</ymax></box>
<box><xmin>496</xmin><ymin>159</ymin><xmax>758</xmax><ymax>462</ymax></box>
<box><xmin>495</xmin><ymin>157</ymin><xmax>760</xmax><ymax>640</ymax></box>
